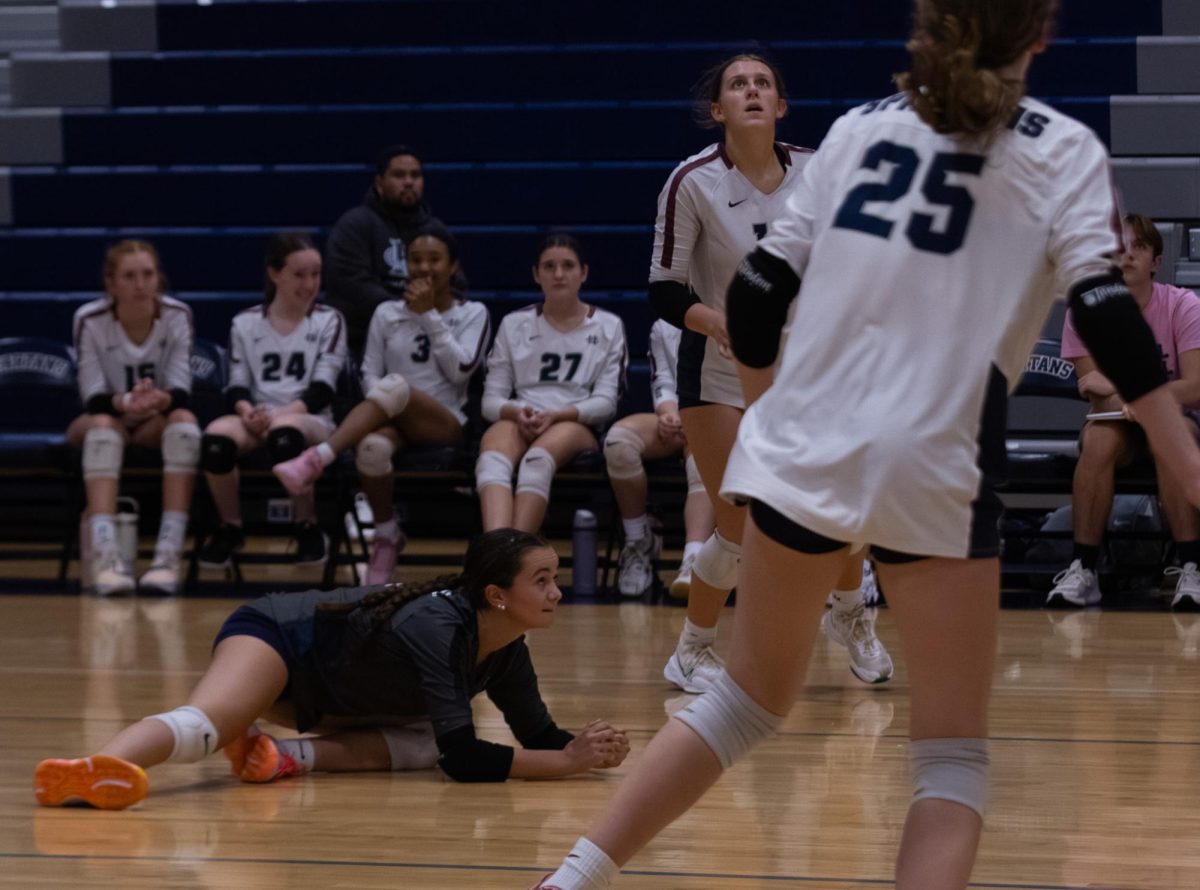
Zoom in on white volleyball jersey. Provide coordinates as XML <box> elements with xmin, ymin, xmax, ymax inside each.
<box><xmin>648</xmin><ymin>318</ymin><xmax>681</xmax><ymax>409</ymax></box>
<box><xmin>73</xmin><ymin>295</ymin><xmax>194</xmax><ymax>403</ymax></box>
<box><xmin>723</xmin><ymin>95</ymin><xmax>1124</xmax><ymax>559</ymax></box>
<box><xmin>482</xmin><ymin>304</ymin><xmax>627</xmax><ymax>427</ymax></box>
<box><xmin>650</xmin><ymin>142</ymin><xmax>813</xmax><ymax>408</ymax></box>
<box><xmin>361</xmin><ymin>298</ymin><xmax>491</xmax><ymax>425</ymax></box>
<box><xmin>227</xmin><ymin>303</ymin><xmax>348</xmax><ymax>413</ymax></box>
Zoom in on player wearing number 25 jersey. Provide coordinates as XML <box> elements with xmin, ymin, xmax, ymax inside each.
<box><xmin>725</xmin><ymin>93</ymin><xmax>1127</xmax><ymax>559</ymax></box>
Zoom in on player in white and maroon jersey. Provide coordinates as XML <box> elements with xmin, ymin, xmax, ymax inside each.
<box><xmin>197</xmin><ymin>234</ymin><xmax>348</xmax><ymax>568</ymax></box>
<box><xmin>647</xmin><ymin>54</ymin><xmax>891</xmax><ymax>695</ymax></box>
<box><xmin>537</xmin><ymin>4</ymin><xmax>1200</xmax><ymax>889</ymax></box>
<box><xmin>272</xmin><ymin>225</ymin><xmax>491</xmax><ymax>584</ymax></box>
<box><xmin>476</xmin><ymin>234</ymin><xmax>627</xmax><ymax>533</ymax></box>
<box><xmin>602</xmin><ymin>319</ymin><xmax>715</xmax><ymax>597</ymax></box>
<box><xmin>67</xmin><ymin>240</ymin><xmax>200</xmax><ymax>596</ymax></box>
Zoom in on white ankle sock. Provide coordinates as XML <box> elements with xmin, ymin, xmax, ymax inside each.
<box><xmin>156</xmin><ymin>510</ymin><xmax>188</xmax><ymax>554</ymax></box>
<box><xmin>542</xmin><ymin>837</ymin><xmax>619</xmax><ymax>889</ymax></box>
<box><xmin>315</xmin><ymin>442</ymin><xmax>336</xmax><ymax>466</ymax></box>
<box><xmin>683</xmin><ymin>540</ymin><xmax>703</xmax><ymax>562</ymax></box>
<box><xmin>375</xmin><ymin>517</ymin><xmax>399</xmax><ymax>541</ymax></box>
<box><xmin>681</xmin><ymin>617</ymin><xmax>717</xmax><ymax>648</ymax></box>
<box><xmin>274</xmin><ymin>737</ymin><xmax>315</xmax><ymax>773</ymax></box>
<box><xmin>622</xmin><ymin>515</ymin><xmax>648</xmax><ymax>541</ymax></box>
<box><xmin>830</xmin><ymin>588</ymin><xmax>860</xmax><ymax>613</ymax></box>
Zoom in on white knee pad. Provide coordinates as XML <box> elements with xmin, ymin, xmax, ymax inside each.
<box><xmin>603</xmin><ymin>425</ymin><xmax>646</xmax><ymax>480</ymax></box>
<box><xmin>82</xmin><ymin>426</ymin><xmax>124</xmax><ymax>480</ymax></box>
<box><xmin>161</xmin><ymin>421</ymin><xmax>201</xmax><ymax>474</ymax></box>
<box><xmin>692</xmin><ymin>531</ymin><xmax>741</xmax><ymax>590</ymax></box>
<box><xmin>515</xmin><ymin>446</ymin><xmax>557</xmax><ymax>499</ymax></box>
<box><xmin>674</xmin><ymin>670</ymin><xmax>782</xmax><ymax>770</ymax></box>
<box><xmin>910</xmin><ymin>737</ymin><xmax>990</xmax><ymax>819</ymax></box>
<box><xmin>366</xmin><ymin>373</ymin><xmax>411</xmax><ymax>418</ymax></box>
<box><xmin>355</xmin><ymin>432</ymin><xmax>396</xmax><ymax>477</ymax></box>
<box><xmin>685</xmin><ymin>453</ymin><xmax>705</xmax><ymax>496</ymax></box>
<box><xmin>380</xmin><ymin>722</ymin><xmax>439</xmax><ymax>771</ymax></box>
<box><xmin>475</xmin><ymin>450</ymin><xmax>515</xmax><ymax>492</ymax></box>
<box><xmin>148</xmin><ymin>705</ymin><xmax>220</xmax><ymax>763</ymax></box>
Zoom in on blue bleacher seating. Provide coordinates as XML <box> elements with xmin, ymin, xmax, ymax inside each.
<box><xmin>0</xmin><ymin>338</ymin><xmax>81</xmax><ymax>467</ymax></box>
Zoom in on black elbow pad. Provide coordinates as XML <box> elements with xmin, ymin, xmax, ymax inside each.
<box><xmin>1067</xmin><ymin>272</ymin><xmax>1168</xmax><ymax>403</ymax></box>
<box><xmin>727</xmin><ymin>248</ymin><xmax>800</xmax><ymax>369</ymax></box>
<box><xmin>86</xmin><ymin>393</ymin><xmax>119</xmax><ymax>416</ymax></box>
<box><xmin>225</xmin><ymin>386</ymin><xmax>252</xmax><ymax>413</ymax></box>
<box><xmin>166</xmin><ymin>388</ymin><xmax>190</xmax><ymax>413</ymax></box>
<box><xmin>648</xmin><ymin>280</ymin><xmax>700</xmax><ymax>329</ymax></box>
<box><xmin>300</xmin><ymin>381</ymin><xmax>335</xmax><ymax>413</ymax></box>
<box><xmin>437</xmin><ymin>726</ymin><xmax>514</xmax><ymax>782</ymax></box>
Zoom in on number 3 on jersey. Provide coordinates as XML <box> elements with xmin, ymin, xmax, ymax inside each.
<box><xmin>833</xmin><ymin>140</ymin><xmax>984</xmax><ymax>254</ymax></box>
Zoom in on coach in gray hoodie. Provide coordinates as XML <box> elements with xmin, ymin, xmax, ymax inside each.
<box><xmin>325</xmin><ymin>145</ymin><xmax>467</xmax><ymax>358</ymax></box>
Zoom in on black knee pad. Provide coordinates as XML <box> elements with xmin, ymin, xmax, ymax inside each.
<box><xmin>266</xmin><ymin>426</ymin><xmax>306</xmax><ymax>464</ymax></box>
<box><xmin>200</xmin><ymin>434</ymin><xmax>238</xmax><ymax>474</ymax></box>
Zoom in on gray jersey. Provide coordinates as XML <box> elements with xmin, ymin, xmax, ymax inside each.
<box><xmin>723</xmin><ymin>96</ymin><xmax>1124</xmax><ymax>559</ymax></box>
<box><xmin>361</xmin><ymin>299</ymin><xmax>491</xmax><ymax>425</ymax></box>
<box><xmin>648</xmin><ymin>318</ymin><xmax>682</xmax><ymax>409</ymax></box>
<box><xmin>227</xmin><ymin>303</ymin><xmax>348</xmax><ymax>413</ymax></box>
<box><xmin>72</xmin><ymin>295</ymin><xmax>193</xmax><ymax>403</ymax></box>
<box><xmin>482</xmin><ymin>304</ymin><xmax>627</xmax><ymax>427</ymax></box>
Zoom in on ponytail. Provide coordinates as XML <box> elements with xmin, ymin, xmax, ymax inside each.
<box><xmin>896</xmin><ymin>0</ymin><xmax>1058</xmax><ymax>138</ymax></box>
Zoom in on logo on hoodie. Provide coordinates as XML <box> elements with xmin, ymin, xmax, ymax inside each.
<box><xmin>383</xmin><ymin>238</ymin><xmax>409</xmax><ymax>280</ymax></box>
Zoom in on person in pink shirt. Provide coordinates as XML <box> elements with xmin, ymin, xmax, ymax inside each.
<box><xmin>1049</xmin><ymin>213</ymin><xmax>1200</xmax><ymax>608</ymax></box>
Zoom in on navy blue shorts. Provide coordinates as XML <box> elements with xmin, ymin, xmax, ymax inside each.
<box><xmin>749</xmin><ymin>491</ymin><xmax>1003</xmax><ymax>564</ymax></box>
<box><xmin>213</xmin><ymin>604</ymin><xmax>290</xmax><ymax>661</ymax></box>
<box><xmin>212</xmin><ymin>604</ymin><xmax>292</xmax><ymax>698</ymax></box>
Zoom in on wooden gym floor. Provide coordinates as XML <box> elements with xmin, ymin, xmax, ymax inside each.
<box><xmin>1</xmin><ymin>589</ymin><xmax>1199</xmax><ymax>888</ymax></box>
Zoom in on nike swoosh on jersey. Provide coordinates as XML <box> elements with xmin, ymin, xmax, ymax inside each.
<box><xmin>728</xmin><ymin>199</ymin><xmax>749</xmax><ymax>208</ymax></box>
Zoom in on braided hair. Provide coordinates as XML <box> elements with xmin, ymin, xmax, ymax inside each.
<box><xmin>319</xmin><ymin>528</ymin><xmax>550</xmax><ymax>631</ymax></box>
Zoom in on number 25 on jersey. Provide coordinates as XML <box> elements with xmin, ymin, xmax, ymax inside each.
<box><xmin>834</xmin><ymin>140</ymin><xmax>984</xmax><ymax>255</ymax></box>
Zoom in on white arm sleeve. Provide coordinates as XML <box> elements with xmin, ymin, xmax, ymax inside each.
<box><xmin>311</xmin><ymin>309</ymin><xmax>348</xmax><ymax>392</ymax></box>
<box><xmin>1047</xmin><ymin>130</ymin><xmax>1126</xmax><ymax>293</ymax></box>
<box><xmin>648</xmin><ymin>164</ymin><xmax>701</xmax><ymax>286</ymax></box>
<box><xmin>75</xmin><ymin>320</ymin><xmax>109</xmax><ymax>403</ymax></box>
<box><xmin>648</xmin><ymin>321</ymin><xmax>678</xmax><ymax>409</ymax></box>
<box><xmin>360</xmin><ymin>306</ymin><xmax>387</xmax><ymax>394</ymax></box>
<box><xmin>162</xmin><ymin>305</ymin><xmax>194</xmax><ymax>394</ymax></box>
<box><xmin>420</xmin><ymin>303</ymin><xmax>491</xmax><ymax>385</ymax></box>
<box><xmin>481</xmin><ymin>319</ymin><xmax>517</xmax><ymax>422</ymax></box>
<box><xmin>226</xmin><ymin>317</ymin><xmax>252</xmax><ymax>395</ymax></box>
<box><xmin>572</xmin><ymin>322</ymin><xmax>627</xmax><ymax>426</ymax></box>
<box><xmin>758</xmin><ymin>117</ymin><xmax>849</xmax><ymax>276</ymax></box>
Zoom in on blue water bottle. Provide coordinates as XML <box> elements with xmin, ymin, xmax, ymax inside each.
<box><xmin>572</xmin><ymin>509</ymin><xmax>597</xmax><ymax>597</ymax></box>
